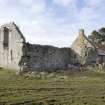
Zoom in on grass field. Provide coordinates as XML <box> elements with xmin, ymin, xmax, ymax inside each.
<box><xmin>0</xmin><ymin>69</ymin><xmax>105</xmax><ymax>105</ymax></box>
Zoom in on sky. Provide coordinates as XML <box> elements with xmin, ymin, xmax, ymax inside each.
<box><xmin>0</xmin><ymin>0</ymin><xmax>105</xmax><ymax>47</ymax></box>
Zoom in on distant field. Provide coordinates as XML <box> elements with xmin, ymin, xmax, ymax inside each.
<box><xmin>0</xmin><ymin>69</ymin><xmax>105</xmax><ymax>105</ymax></box>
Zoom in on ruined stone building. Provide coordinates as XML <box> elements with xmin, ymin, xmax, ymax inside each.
<box><xmin>0</xmin><ymin>22</ymin><xmax>104</xmax><ymax>71</ymax></box>
<box><xmin>0</xmin><ymin>22</ymin><xmax>75</xmax><ymax>71</ymax></box>
<box><xmin>0</xmin><ymin>23</ymin><xmax>25</xmax><ymax>70</ymax></box>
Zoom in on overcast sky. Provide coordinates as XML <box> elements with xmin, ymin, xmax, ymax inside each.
<box><xmin>0</xmin><ymin>0</ymin><xmax>105</xmax><ymax>47</ymax></box>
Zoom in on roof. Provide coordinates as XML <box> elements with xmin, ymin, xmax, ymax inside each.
<box><xmin>71</xmin><ymin>30</ymin><xmax>95</xmax><ymax>56</ymax></box>
<box><xmin>96</xmin><ymin>44</ymin><xmax>105</xmax><ymax>55</ymax></box>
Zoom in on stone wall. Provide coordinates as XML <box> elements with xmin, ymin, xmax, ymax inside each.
<box><xmin>21</xmin><ymin>43</ymin><xmax>75</xmax><ymax>71</ymax></box>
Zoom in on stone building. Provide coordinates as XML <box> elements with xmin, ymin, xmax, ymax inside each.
<box><xmin>71</xmin><ymin>29</ymin><xmax>97</xmax><ymax>65</ymax></box>
<box><xmin>0</xmin><ymin>22</ymin><xmax>102</xmax><ymax>71</ymax></box>
<box><xmin>0</xmin><ymin>22</ymin><xmax>75</xmax><ymax>71</ymax></box>
<box><xmin>0</xmin><ymin>22</ymin><xmax>26</xmax><ymax>70</ymax></box>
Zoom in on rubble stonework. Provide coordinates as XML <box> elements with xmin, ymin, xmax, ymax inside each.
<box><xmin>23</xmin><ymin>43</ymin><xmax>74</xmax><ymax>71</ymax></box>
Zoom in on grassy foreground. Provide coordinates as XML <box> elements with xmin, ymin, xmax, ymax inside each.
<box><xmin>0</xmin><ymin>69</ymin><xmax>105</xmax><ymax>105</ymax></box>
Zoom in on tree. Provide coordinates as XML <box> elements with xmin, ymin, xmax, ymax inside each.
<box><xmin>99</xmin><ymin>27</ymin><xmax>105</xmax><ymax>36</ymax></box>
<box><xmin>99</xmin><ymin>28</ymin><xmax>105</xmax><ymax>42</ymax></box>
<box><xmin>88</xmin><ymin>30</ymin><xmax>101</xmax><ymax>44</ymax></box>
<box><xmin>88</xmin><ymin>27</ymin><xmax>105</xmax><ymax>45</ymax></box>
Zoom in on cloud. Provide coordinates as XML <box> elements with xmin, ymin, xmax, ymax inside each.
<box><xmin>53</xmin><ymin>0</ymin><xmax>78</xmax><ymax>15</ymax></box>
<box><xmin>0</xmin><ymin>0</ymin><xmax>105</xmax><ymax>47</ymax></box>
<box><xmin>20</xmin><ymin>17</ymin><xmax>77</xmax><ymax>47</ymax></box>
<box><xmin>79</xmin><ymin>0</ymin><xmax>105</xmax><ymax>21</ymax></box>
<box><xmin>84</xmin><ymin>0</ymin><xmax>105</xmax><ymax>6</ymax></box>
<box><xmin>53</xmin><ymin>0</ymin><xmax>76</xmax><ymax>7</ymax></box>
<box><xmin>30</xmin><ymin>2</ymin><xmax>46</xmax><ymax>14</ymax></box>
<box><xmin>18</xmin><ymin>0</ymin><xmax>46</xmax><ymax>15</ymax></box>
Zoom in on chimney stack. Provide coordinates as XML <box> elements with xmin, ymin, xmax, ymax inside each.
<box><xmin>79</xmin><ymin>29</ymin><xmax>84</xmax><ymax>36</ymax></box>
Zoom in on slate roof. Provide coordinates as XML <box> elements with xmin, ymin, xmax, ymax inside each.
<box><xmin>96</xmin><ymin>44</ymin><xmax>105</xmax><ymax>55</ymax></box>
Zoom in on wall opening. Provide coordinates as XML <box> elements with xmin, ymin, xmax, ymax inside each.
<box><xmin>11</xmin><ymin>50</ymin><xmax>13</xmax><ymax>61</ymax></box>
<box><xmin>3</xmin><ymin>27</ymin><xmax>9</xmax><ymax>48</ymax></box>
